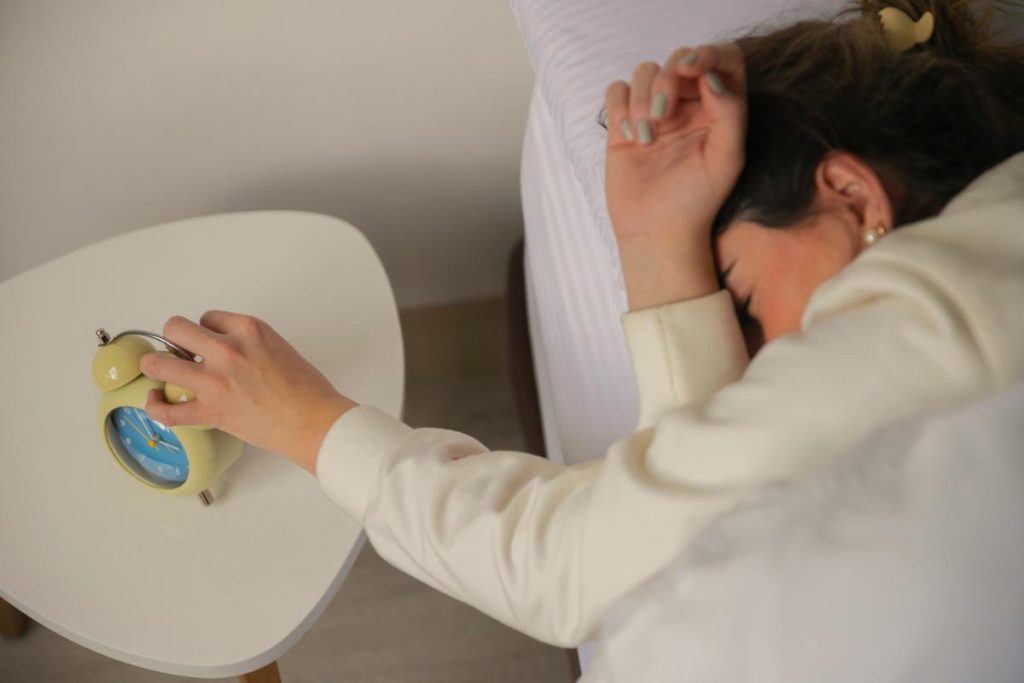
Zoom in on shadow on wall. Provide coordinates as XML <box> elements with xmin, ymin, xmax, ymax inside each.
<box><xmin>211</xmin><ymin>160</ymin><xmax>525</xmax><ymax>308</ymax></box>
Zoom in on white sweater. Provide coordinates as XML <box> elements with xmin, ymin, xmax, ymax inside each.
<box><xmin>315</xmin><ymin>150</ymin><xmax>1024</xmax><ymax>649</ymax></box>
<box><xmin>583</xmin><ymin>370</ymin><xmax>1024</xmax><ymax>683</ymax></box>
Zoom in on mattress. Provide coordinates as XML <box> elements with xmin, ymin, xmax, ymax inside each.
<box><xmin>520</xmin><ymin>84</ymin><xmax>639</xmax><ymax>469</ymax></box>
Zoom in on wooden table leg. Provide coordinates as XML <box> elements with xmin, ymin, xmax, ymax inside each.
<box><xmin>566</xmin><ymin>647</ymin><xmax>581</xmax><ymax>680</ymax></box>
<box><xmin>1</xmin><ymin>596</ymin><xmax>30</xmax><ymax>638</ymax></box>
<box><xmin>239</xmin><ymin>660</ymin><xmax>281</xmax><ymax>683</ymax></box>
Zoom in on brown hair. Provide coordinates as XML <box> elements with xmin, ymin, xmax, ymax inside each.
<box><xmin>712</xmin><ymin>0</ymin><xmax>1024</xmax><ymax>235</ymax></box>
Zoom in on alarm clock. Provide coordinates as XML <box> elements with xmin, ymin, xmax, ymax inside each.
<box><xmin>91</xmin><ymin>327</ymin><xmax>245</xmax><ymax>506</ymax></box>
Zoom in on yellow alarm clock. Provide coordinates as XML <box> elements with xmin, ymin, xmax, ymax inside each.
<box><xmin>91</xmin><ymin>328</ymin><xmax>244</xmax><ymax>506</ymax></box>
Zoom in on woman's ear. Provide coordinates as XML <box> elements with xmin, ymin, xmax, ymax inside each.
<box><xmin>814</xmin><ymin>151</ymin><xmax>894</xmax><ymax>241</ymax></box>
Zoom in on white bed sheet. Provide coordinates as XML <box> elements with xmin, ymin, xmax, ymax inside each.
<box><xmin>521</xmin><ymin>85</ymin><xmax>638</xmax><ymax>470</ymax></box>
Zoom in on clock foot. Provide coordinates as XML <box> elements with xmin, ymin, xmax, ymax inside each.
<box><xmin>198</xmin><ymin>489</ymin><xmax>215</xmax><ymax>506</ymax></box>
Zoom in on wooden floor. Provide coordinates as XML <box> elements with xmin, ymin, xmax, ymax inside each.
<box><xmin>0</xmin><ymin>370</ymin><xmax>573</xmax><ymax>682</ymax></box>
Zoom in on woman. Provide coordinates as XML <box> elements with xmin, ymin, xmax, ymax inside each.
<box><xmin>138</xmin><ymin>0</ymin><xmax>1024</xmax><ymax>651</ymax></box>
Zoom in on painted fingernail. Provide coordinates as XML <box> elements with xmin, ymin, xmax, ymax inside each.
<box><xmin>650</xmin><ymin>93</ymin><xmax>666</xmax><ymax>118</ymax></box>
<box><xmin>637</xmin><ymin>118</ymin><xmax>653</xmax><ymax>145</ymax></box>
<box><xmin>680</xmin><ymin>52</ymin><xmax>699</xmax><ymax>66</ymax></box>
<box><xmin>706</xmin><ymin>70</ymin><xmax>726</xmax><ymax>94</ymax></box>
<box><xmin>620</xmin><ymin>119</ymin><xmax>634</xmax><ymax>142</ymax></box>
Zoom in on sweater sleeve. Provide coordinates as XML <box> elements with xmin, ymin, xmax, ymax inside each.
<box><xmin>620</xmin><ymin>288</ymin><xmax>749</xmax><ymax>429</ymax></box>
<box><xmin>315</xmin><ymin>289</ymin><xmax>751</xmax><ymax>647</ymax></box>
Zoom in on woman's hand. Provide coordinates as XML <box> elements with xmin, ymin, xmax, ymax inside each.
<box><xmin>138</xmin><ymin>311</ymin><xmax>357</xmax><ymax>475</ymax></box>
<box><xmin>604</xmin><ymin>43</ymin><xmax>748</xmax><ymax>310</ymax></box>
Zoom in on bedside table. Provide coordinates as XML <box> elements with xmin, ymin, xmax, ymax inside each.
<box><xmin>0</xmin><ymin>211</ymin><xmax>404</xmax><ymax>681</ymax></box>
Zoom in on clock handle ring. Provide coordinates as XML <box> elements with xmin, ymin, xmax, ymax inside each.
<box><xmin>95</xmin><ymin>328</ymin><xmax>198</xmax><ymax>363</ymax></box>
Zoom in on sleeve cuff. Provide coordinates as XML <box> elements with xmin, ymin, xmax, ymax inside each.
<box><xmin>315</xmin><ymin>403</ymin><xmax>414</xmax><ymax>524</ymax></box>
<box><xmin>621</xmin><ymin>289</ymin><xmax>749</xmax><ymax>429</ymax></box>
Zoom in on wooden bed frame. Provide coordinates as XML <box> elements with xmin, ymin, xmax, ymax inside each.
<box><xmin>506</xmin><ymin>236</ymin><xmax>583</xmax><ymax>681</ymax></box>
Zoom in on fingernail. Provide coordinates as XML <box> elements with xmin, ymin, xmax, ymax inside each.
<box><xmin>637</xmin><ymin>119</ymin><xmax>653</xmax><ymax>145</ymax></box>
<box><xmin>620</xmin><ymin>119</ymin><xmax>634</xmax><ymax>142</ymax></box>
<box><xmin>680</xmin><ymin>52</ymin><xmax>698</xmax><ymax>66</ymax></box>
<box><xmin>706</xmin><ymin>70</ymin><xmax>726</xmax><ymax>94</ymax></box>
<box><xmin>650</xmin><ymin>93</ymin><xmax>666</xmax><ymax>118</ymax></box>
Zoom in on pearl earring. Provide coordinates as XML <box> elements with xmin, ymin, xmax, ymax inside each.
<box><xmin>864</xmin><ymin>224</ymin><xmax>887</xmax><ymax>245</ymax></box>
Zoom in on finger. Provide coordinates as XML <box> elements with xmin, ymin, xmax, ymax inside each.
<box><xmin>198</xmin><ymin>309</ymin><xmax>244</xmax><ymax>335</ymax></box>
<box><xmin>604</xmin><ymin>80</ymin><xmax>632</xmax><ymax>144</ymax></box>
<box><xmin>140</xmin><ymin>351</ymin><xmax>208</xmax><ymax>392</ymax></box>
<box><xmin>698</xmin><ymin>70</ymin><xmax>747</xmax><ymax>174</ymax></box>
<box><xmin>163</xmin><ymin>315</ymin><xmax>224</xmax><ymax>361</ymax></box>
<box><xmin>702</xmin><ymin>77</ymin><xmax>746</xmax><ymax>174</ymax></box>
<box><xmin>628</xmin><ymin>61</ymin><xmax>660</xmax><ymax>145</ymax></box>
<box><xmin>675</xmin><ymin>43</ymin><xmax>747</xmax><ymax>98</ymax></box>
<box><xmin>673</xmin><ymin>42</ymin><xmax>747</xmax><ymax>175</ymax></box>
<box><xmin>145</xmin><ymin>388</ymin><xmax>213</xmax><ymax>428</ymax></box>
<box><xmin>652</xmin><ymin>47</ymin><xmax>702</xmax><ymax>121</ymax></box>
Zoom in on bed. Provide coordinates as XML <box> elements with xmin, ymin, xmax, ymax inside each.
<box><xmin>509</xmin><ymin>0</ymin><xmax>1024</xmax><ymax>675</ymax></box>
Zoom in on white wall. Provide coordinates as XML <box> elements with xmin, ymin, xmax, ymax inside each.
<box><xmin>0</xmin><ymin>1</ymin><xmax>533</xmax><ymax>308</ymax></box>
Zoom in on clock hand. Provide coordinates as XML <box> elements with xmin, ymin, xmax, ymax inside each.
<box><xmin>124</xmin><ymin>417</ymin><xmax>150</xmax><ymax>442</ymax></box>
<box><xmin>156</xmin><ymin>440</ymin><xmax>181</xmax><ymax>453</ymax></box>
<box><xmin>124</xmin><ymin>412</ymin><xmax>161</xmax><ymax>448</ymax></box>
<box><xmin>137</xmin><ymin>412</ymin><xmax>157</xmax><ymax>441</ymax></box>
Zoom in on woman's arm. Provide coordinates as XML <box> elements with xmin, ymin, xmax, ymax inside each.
<box><xmin>135</xmin><ymin>286</ymin><xmax>750</xmax><ymax>647</ymax></box>
<box><xmin>603</xmin><ymin>43</ymin><xmax>748</xmax><ymax>311</ymax></box>
<box><xmin>603</xmin><ymin>42</ymin><xmax>752</xmax><ymax>426</ymax></box>
<box><xmin>136</xmin><ymin>41</ymin><xmax>757</xmax><ymax>646</ymax></box>
<box><xmin>316</xmin><ymin>403</ymin><xmax>738</xmax><ymax>648</ymax></box>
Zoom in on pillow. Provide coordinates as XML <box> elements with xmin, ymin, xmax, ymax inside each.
<box><xmin>508</xmin><ymin>0</ymin><xmax>844</xmax><ymax>271</ymax></box>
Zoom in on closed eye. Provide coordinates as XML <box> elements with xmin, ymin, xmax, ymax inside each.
<box><xmin>719</xmin><ymin>263</ymin><xmax>762</xmax><ymax>336</ymax></box>
<box><xmin>733</xmin><ymin>292</ymin><xmax>765</xmax><ymax>357</ymax></box>
<box><xmin>735</xmin><ymin>292</ymin><xmax>754</xmax><ymax>326</ymax></box>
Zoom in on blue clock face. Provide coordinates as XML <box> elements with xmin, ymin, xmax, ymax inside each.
<box><xmin>105</xmin><ymin>407</ymin><xmax>189</xmax><ymax>487</ymax></box>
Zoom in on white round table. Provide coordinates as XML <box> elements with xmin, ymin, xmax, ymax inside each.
<box><xmin>0</xmin><ymin>211</ymin><xmax>404</xmax><ymax>680</ymax></box>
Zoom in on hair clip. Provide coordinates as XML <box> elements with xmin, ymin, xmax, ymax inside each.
<box><xmin>879</xmin><ymin>7</ymin><xmax>935</xmax><ymax>51</ymax></box>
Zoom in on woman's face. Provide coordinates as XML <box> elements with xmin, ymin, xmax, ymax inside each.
<box><xmin>712</xmin><ymin>152</ymin><xmax>894</xmax><ymax>356</ymax></box>
<box><xmin>713</xmin><ymin>215</ymin><xmax>863</xmax><ymax>354</ymax></box>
